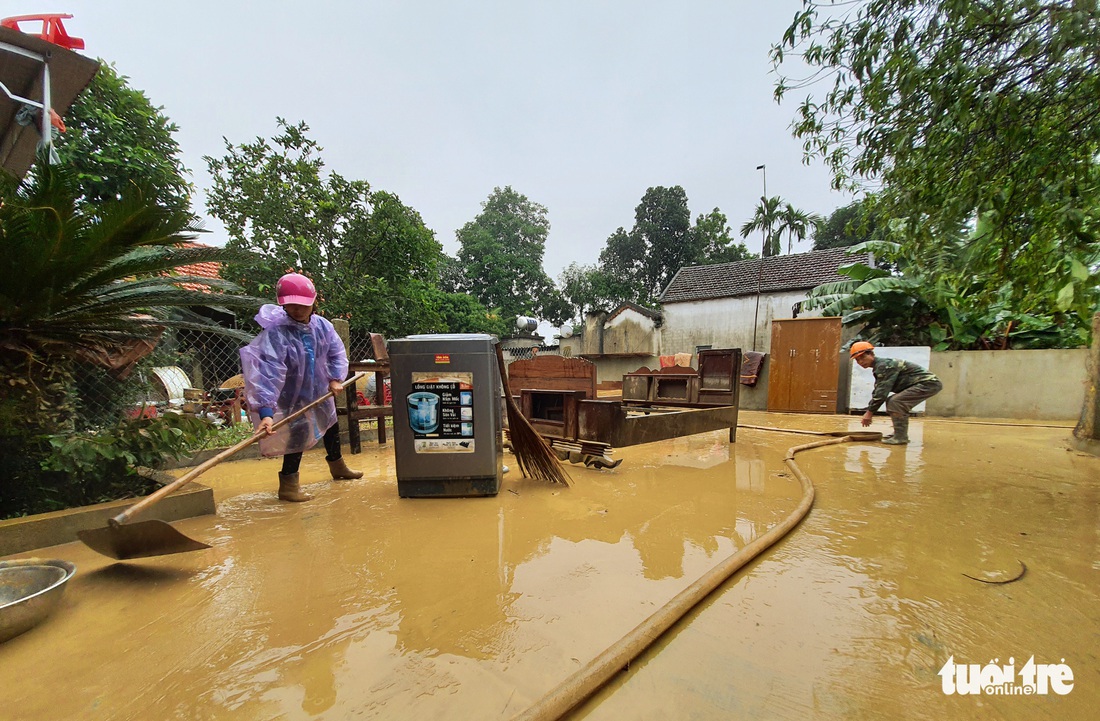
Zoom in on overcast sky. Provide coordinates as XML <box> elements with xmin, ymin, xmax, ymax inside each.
<box><xmin>7</xmin><ymin>1</ymin><xmax>852</xmax><ymax>278</ymax></box>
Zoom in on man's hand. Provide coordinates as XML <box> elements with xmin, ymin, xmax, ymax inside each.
<box><xmin>861</xmin><ymin>410</ymin><xmax>874</xmax><ymax>427</ymax></box>
<box><xmin>258</xmin><ymin>416</ymin><xmax>274</xmax><ymax>435</ymax></box>
<box><xmin>329</xmin><ymin>379</ymin><xmax>343</xmax><ymax>396</ymax></box>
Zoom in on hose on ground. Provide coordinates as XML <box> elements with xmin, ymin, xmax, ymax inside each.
<box><xmin>511</xmin><ymin>429</ymin><xmax>881</xmax><ymax>721</ymax></box>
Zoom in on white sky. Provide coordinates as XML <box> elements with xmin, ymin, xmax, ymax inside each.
<box><xmin>6</xmin><ymin>1</ymin><xmax>852</xmax><ymax>279</ymax></box>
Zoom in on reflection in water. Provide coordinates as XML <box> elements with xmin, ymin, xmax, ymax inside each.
<box><xmin>1</xmin><ymin>416</ymin><xmax>1095</xmax><ymax>720</ymax></box>
<box><xmin>576</xmin><ymin>416</ymin><xmax>1100</xmax><ymax>721</ymax></box>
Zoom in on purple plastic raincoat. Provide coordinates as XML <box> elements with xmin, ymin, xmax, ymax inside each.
<box><xmin>240</xmin><ymin>304</ymin><xmax>349</xmax><ymax>457</ymax></box>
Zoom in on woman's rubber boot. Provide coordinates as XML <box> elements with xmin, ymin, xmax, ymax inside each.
<box><xmin>278</xmin><ymin>472</ymin><xmax>313</xmax><ymax>502</ymax></box>
<box><xmin>883</xmin><ymin>415</ymin><xmax>910</xmax><ymax>445</ymax></box>
<box><xmin>327</xmin><ymin>457</ymin><xmax>363</xmax><ymax>480</ymax></box>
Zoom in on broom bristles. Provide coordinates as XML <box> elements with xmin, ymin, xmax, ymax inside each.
<box><xmin>496</xmin><ymin>345</ymin><xmax>573</xmax><ymax>486</ymax></box>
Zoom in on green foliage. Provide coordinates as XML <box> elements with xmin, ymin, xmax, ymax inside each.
<box><xmin>180</xmin><ymin>418</ymin><xmax>257</xmax><ymax>453</ymax></box>
<box><xmin>774</xmin><ymin>1</ymin><xmax>1100</xmax><ymax>340</ymax></box>
<box><xmin>0</xmin><ymin>413</ymin><xmax>211</xmax><ymax>519</ymax></box>
<box><xmin>814</xmin><ymin>199</ymin><xmax>882</xmax><ymax>250</ymax></box>
<box><xmin>432</xmin><ymin>291</ymin><xmax>512</xmax><ymax>337</ymax></box>
<box><xmin>0</xmin><ymin>160</ymin><xmax>261</xmax><ymax>517</ymax></box>
<box><xmin>0</xmin><ymin>161</ymin><xmax>260</xmax><ymax>361</ymax></box>
<box><xmin>740</xmin><ymin>195</ymin><xmax>821</xmax><ymax>257</ymax></box>
<box><xmin>41</xmin><ymin>413</ymin><xmax>207</xmax><ymax>477</ymax></box>
<box><xmin>802</xmin><ymin>233</ymin><xmax>1099</xmax><ymax>350</ymax></box>
<box><xmin>205</xmin><ymin>119</ymin><xmax>447</xmax><ymax>337</ymax></box>
<box><xmin>558</xmin><ymin>261</ymin><xmax>638</xmax><ymax>320</ymax></box>
<box><xmin>594</xmin><ymin>186</ymin><xmax>749</xmax><ymax>308</ymax></box>
<box><xmin>455</xmin><ymin>186</ymin><xmax>569</xmax><ymax>325</ymax></box>
<box><xmin>57</xmin><ymin>62</ymin><xmax>192</xmax><ymax>213</ymax></box>
<box><xmin>598</xmin><ymin>186</ymin><xmax>694</xmax><ymax>301</ymax></box>
<box><xmin>693</xmin><ymin>209</ymin><xmax>753</xmax><ymax>264</ymax></box>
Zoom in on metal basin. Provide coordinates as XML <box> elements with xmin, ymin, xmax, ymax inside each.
<box><xmin>0</xmin><ymin>559</ymin><xmax>76</xmax><ymax>643</ymax></box>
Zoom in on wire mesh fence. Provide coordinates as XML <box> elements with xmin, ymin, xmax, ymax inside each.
<box><xmin>68</xmin><ymin>316</ymin><xmax>562</xmax><ymax>437</ymax></box>
<box><xmin>72</xmin><ymin>326</ymin><xmax>418</xmax><ymax>432</ymax></box>
<box><xmin>73</xmin><ymin>328</ymin><xmax>250</xmax><ymax>431</ymax></box>
<box><xmin>503</xmin><ymin>344</ymin><xmax>560</xmax><ymax>363</ymax></box>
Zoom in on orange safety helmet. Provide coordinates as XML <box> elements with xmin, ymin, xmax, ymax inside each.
<box><xmin>849</xmin><ymin>341</ymin><xmax>875</xmax><ymax>358</ymax></box>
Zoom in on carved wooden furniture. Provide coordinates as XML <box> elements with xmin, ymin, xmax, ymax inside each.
<box><xmin>622</xmin><ymin>348</ymin><xmax>741</xmax><ymax>409</ymax></box>
<box><xmin>506</xmin><ymin>355</ymin><xmax>597</xmax><ymax>399</ymax></box>
<box><xmin>505</xmin><ymin>351</ymin><xmax>740</xmax><ymax>449</ymax></box>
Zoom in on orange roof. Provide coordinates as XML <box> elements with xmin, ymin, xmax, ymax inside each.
<box><xmin>172</xmin><ymin>242</ymin><xmax>223</xmax><ymax>292</ymax></box>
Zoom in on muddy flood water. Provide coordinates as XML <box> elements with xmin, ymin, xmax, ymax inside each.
<box><xmin>1</xmin><ymin>411</ymin><xmax>1097</xmax><ymax>720</ymax></box>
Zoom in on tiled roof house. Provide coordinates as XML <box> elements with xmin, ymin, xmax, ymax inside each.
<box><xmin>660</xmin><ymin>246</ymin><xmax>870</xmax><ymax>304</ymax></box>
<box><xmin>657</xmin><ymin>248</ymin><xmax>873</xmax><ymax>404</ymax></box>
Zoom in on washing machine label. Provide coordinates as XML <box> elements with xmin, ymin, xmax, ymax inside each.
<box><xmin>409</xmin><ymin>372</ymin><xmax>474</xmax><ymax>453</ymax></box>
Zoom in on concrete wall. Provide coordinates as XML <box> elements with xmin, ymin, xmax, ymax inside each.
<box><xmin>556</xmin><ymin>310</ymin><xmax>660</xmax><ymax>384</ymax></box>
<box><xmin>603</xmin><ymin>311</ymin><xmax>660</xmax><ymax>356</ymax></box>
<box><xmin>661</xmin><ymin>292</ymin><xmax>811</xmax><ymax>357</ymax></box>
<box><xmin>928</xmin><ymin>349</ymin><xmax>1088</xmax><ymax>420</ymax></box>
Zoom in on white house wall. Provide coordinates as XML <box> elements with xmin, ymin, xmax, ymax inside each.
<box><xmin>660</xmin><ymin>291</ymin><xmax>817</xmax><ymax>356</ymax></box>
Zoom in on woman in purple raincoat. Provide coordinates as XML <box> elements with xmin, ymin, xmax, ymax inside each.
<box><xmin>240</xmin><ymin>272</ymin><xmax>362</xmax><ymax>502</ymax></box>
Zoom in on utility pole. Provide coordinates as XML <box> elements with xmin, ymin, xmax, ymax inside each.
<box><xmin>751</xmin><ymin>164</ymin><xmax>767</xmax><ymax>352</ymax></box>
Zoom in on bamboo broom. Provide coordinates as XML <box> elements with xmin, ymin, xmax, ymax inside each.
<box><xmin>495</xmin><ymin>343</ymin><xmax>573</xmax><ymax>487</ymax></box>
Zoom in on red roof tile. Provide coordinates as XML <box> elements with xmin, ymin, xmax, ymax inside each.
<box><xmin>173</xmin><ymin>242</ymin><xmax>223</xmax><ymax>292</ymax></box>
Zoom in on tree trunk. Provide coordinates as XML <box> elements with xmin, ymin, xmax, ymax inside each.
<box><xmin>1073</xmin><ymin>312</ymin><xmax>1100</xmax><ymax>454</ymax></box>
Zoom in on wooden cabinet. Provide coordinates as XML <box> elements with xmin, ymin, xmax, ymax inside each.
<box><xmin>767</xmin><ymin>317</ymin><xmax>842</xmax><ymax>413</ymax></box>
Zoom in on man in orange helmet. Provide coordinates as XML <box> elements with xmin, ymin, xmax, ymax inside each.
<box><xmin>850</xmin><ymin>342</ymin><xmax>942</xmax><ymax>445</ymax></box>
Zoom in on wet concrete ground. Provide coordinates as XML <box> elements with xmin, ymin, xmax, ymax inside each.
<box><xmin>1</xmin><ymin>411</ymin><xmax>1097</xmax><ymax>720</ymax></box>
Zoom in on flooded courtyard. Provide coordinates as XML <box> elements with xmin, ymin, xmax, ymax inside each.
<box><xmin>1</xmin><ymin>411</ymin><xmax>1097</xmax><ymax>719</ymax></box>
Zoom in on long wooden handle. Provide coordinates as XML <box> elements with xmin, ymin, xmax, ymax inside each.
<box><xmin>494</xmin><ymin>342</ymin><xmax>512</xmax><ymax>397</ymax></box>
<box><xmin>112</xmin><ymin>372</ymin><xmax>367</xmax><ymax>524</ymax></box>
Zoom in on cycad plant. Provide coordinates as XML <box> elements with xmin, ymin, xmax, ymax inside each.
<box><xmin>0</xmin><ymin>161</ymin><xmax>262</xmax><ymax>515</ymax></box>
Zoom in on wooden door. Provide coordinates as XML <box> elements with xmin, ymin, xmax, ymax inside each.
<box><xmin>767</xmin><ymin>317</ymin><xmax>842</xmax><ymax>413</ymax></box>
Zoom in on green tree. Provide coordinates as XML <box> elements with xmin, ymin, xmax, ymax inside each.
<box><xmin>596</xmin><ymin>227</ymin><xmax>650</xmax><ymax>305</ymax></box>
<box><xmin>431</xmin><ymin>291</ymin><xmax>511</xmax><ymax>337</ymax></box>
<box><xmin>815</xmin><ymin>199</ymin><xmax>881</xmax><ymax>250</ymax></box>
<box><xmin>740</xmin><ymin>196</ymin><xmax>820</xmax><ymax>256</ymax></box>
<box><xmin>455</xmin><ymin>186</ymin><xmax>569</xmax><ymax>326</ymax></box>
<box><xmin>774</xmin><ymin>1</ymin><xmax>1100</xmax><ymax>341</ymax></box>
<box><xmin>558</xmin><ymin>262</ymin><xmax>633</xmax><ymax>321</ymax></box>
<box><xmin>693</xmin><ymin>208</ymin><xmax>753</xmax><ymax>264</ymax></box>
<box><xmin>205</xmin><ymin>119</ymin><xmax>446</xmax><ymax>337</ymax></box>
<box><xmin>56</xmin><ymin>62</ymin><xmax>192</xmax><ymax>212</ymax></box>
<box><xmin>630</xmin><ymin>186</ymin><xmax>696</xmax><ymax>296</ymax></box>
<box><xmin>332</xmin><ymin>190</ymin><xmax>446</xmax><ymax>337</ymax></box>
<box><xmin>596</xmin><ymin>186</ymin><xmax>734</xmax><ymax>304</ymax></box>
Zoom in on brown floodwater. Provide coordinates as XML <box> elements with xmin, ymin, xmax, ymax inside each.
<box><xmin>0</xmin><ymin>411</ymin><xmax>1096</xmax><ymax>720</ymax></box>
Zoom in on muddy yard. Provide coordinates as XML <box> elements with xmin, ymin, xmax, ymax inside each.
<box><xmin>1</xmin><ymin>411</ymin><xmax>1096</xmax><ymax>720</ymax></box>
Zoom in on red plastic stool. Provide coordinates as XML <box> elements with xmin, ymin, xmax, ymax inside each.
<box><xmin>1</xmin><ymin>14</ymin><xmax>85</xmax><ymax>50</ymax></box>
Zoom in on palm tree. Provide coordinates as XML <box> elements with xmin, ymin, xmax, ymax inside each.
<box><xmin>740</xmin><ymin>196</ymin><xmax>821</xmax><ymax>256</ymax></box>
<box><xmin>740</xmin><ymin>196</ymin><xmax>783</xmax><ymax>257</ymax></box>
<box><xmin>0</xmin><ymin>160</ymin><xmax>261</xmax><ymax>438</ymax></box>
<box><xmin>779</xmin><ymin>204</ymin><xmax>821</xmax><ymax>254</ymax></box>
